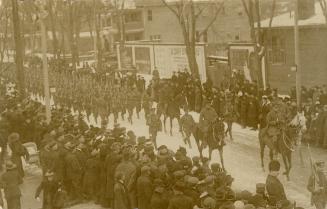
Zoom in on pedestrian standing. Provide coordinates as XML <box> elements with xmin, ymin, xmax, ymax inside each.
<box><xmin>137</xmin><ymin>166</ymin><xmax>153</xmax><ymax>209</ymax></box>
<box><xmin>0</xmin><ymin>161</ymin><xmax>22</xmax><ymax>209</ymax></box>
<box><xmin>113</xmin><ymin>172</ymin><xmax>130</xmax><ymax>209</ymax></box>
<box><xmin>8</xmin><ymin>133</ymin><xmax>29</xmax><ymax>178</ymax></box>
<box><xmin>35</xmin><ymin>171</ymin><xmax>63</xmax><ymax>209</ymax></box>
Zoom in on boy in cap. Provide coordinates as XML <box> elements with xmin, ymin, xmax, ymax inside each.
<box><xmin>266</xmin><ymin>160</ymin><xmax>287</xmax><ymax>207</ymax></box>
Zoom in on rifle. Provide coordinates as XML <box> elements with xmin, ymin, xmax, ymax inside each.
<box><xmin>307</xmin><ymin>144</ymin><xmax>318</xmax><ymax>192</ymax></box>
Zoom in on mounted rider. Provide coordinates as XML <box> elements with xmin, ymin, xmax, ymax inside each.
<box><xmin>199</xmin><ymin>102</ymin><xmax>218</xmax><ymax>146</ymax></box>
<box><xmin>264</xmin><ymin>99</ymin><xmax>289</xmax><ymax>154</ymax></box>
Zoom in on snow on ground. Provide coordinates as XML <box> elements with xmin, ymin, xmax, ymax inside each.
<box><xmin>32</xmin><ymin>94</ymin><xmax>319</xmax><ymax>209</ymax></box>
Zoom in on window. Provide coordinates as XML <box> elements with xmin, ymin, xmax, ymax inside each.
<box><xmin>269</xmin><ymin>35</ymin><xmax>286</xmax><ymax>64</ymax></box>
<box><xmin>150</xmin><ymin>35</ymin><xmax>161</xmax><ymax>41</ymax></box>
<box><xmin>147</xmin><ymin>10</ymin><xmax>152</xmax><ymax>21</ymax></box>
<box><xmin>125</xmin><ymin>12</ymin><xmax>141</xmax><ymax>23</ymax></box>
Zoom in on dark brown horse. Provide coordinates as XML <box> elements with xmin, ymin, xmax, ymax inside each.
<box><xmin>259</xmin><ymin>126</ymin><xmax>298</xmax><ymax>181</ymax></box>
<box><xmin>163</xmin><ymin>92</ymin><xmax>187</xmax><ymax>136</ymax></box>
<box><xmin>192</xmin><ymin>120</ymin><xmax>226</xmax><ymax>170</ymax></box>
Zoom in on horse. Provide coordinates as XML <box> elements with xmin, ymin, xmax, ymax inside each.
<box><xmin>163</xmin><ymin>92</ymin><xmax>187</xmax><ymax>136</ymax></box>
<box><xmin>192</xmin><ymin>120</ymin><xmax>226</xmax><ymax>170</ymax></box>
<box><xmin>258</xmin><ymin>112</ymin><xmax>307</xmax><ymax>181</ymax></box>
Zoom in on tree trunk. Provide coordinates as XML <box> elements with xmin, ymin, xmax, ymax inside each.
<box><xmin>68</xmin><ymin>0</ymin><xmax>76</xmax><ymax>69</ymax></box>
<box><xmin>48</xmin><ymin>0</ymin><xmax>59</xmax><ymax>58</ymax></box>
<box><xmin>11</xmin><ymin>0</ymin><xmax>25</xmax><ymax>99</ymax></box>
<box><xmin>96</xmin><ymin>13</ymin><xmax>102</xmax><ymax>72</ymax></box>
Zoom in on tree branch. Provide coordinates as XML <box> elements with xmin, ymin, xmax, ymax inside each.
<box><xmin>268</xmin><ymin>0</ymin><xmax>276</xmax><ymax>28</ymax></box>
<box><xmin>161</xmin><ymin>0</ymin><xmax>181</xmax><ymax>19</ymax></box>
<box><xmin>198</xmin><ymin>1</ymin><xmax>224</xmax><ymax>38</ymax></box>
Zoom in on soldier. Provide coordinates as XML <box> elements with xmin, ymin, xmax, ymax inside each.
<box><xmin>264</xmin><ymin>104</ymin><xmax>284</xmax><ymax>155</ymax></box>
<box><xmin>180</xmin><ymin>108</ymin><xmax>195</xmax><ymax>148</ymax></box>
<box><xmin>199</xmin><ymin>103</ymin><xmax>218</xmax><ymax>146</ymax></box>
<box><xmin>259</xmin><ymin>95</ymin><xmax>271</xmax><ymax>129</ymax></box>
<box><xmin>146</xmin><ymin>108</ymin><xmax>162</xmax><ymax>149</ymax></box>
<box><xmin>307</xmin><ymin>161</ymin><xmax>327</xmax><ymax>209</ymax></box>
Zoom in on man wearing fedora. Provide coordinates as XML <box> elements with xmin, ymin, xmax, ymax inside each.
<box><xmin>0</xmin><ymin>161</ymin><xmax>22</xmax><ymax>209</ymax></box>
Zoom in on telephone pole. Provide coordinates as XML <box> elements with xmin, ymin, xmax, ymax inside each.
<box><xmin>11</xmin><ymin>0</ymin><xmax>25</xmax><ymax>99</ymax></box>
<box><xmin>294</xmin><ymin>0</ymin><xmax>301</xmax><ymax>109</ymax></box>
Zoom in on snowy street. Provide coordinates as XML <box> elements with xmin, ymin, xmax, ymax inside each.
<box><xmin>20</xmin><ymin>105</ymin><xmax>326</xmax><ymax>209</ymax></box>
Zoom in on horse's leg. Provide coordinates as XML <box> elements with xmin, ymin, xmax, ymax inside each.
<box><xmin>287</xmin><ymin>151</ymin><xmax>292</xmax><ymax>179</ymax></box>
<box><xmin>170</xmin><ymin>118</ymin><xmax>173</xmax><ymax>136</ymax></box>
<box><xmin>209</xmin><ymin>147</ymin><xmax>212</xmax><ymax>160</ymax></box>
<box><xmin>228</xmin><ymin>121</ymin><xmax>233</xmax><ymax>140</ymax></box>
<box><xmin>219</xmin><ymin>148</ymin><xmax>225</xmax><ymax>171</ymax></box>
<box><xmin>260</xmin><ymin>141</ymin><xmax>266</xmax><ymax>171</ymax></box>
<box><xmin>193</xmin><ymin>132</ymin><xmax>202</xmax><ymax>159</ymax></box>
<box><xmin>177</xmin><ymin>118</ymin><xmax>184</xmax><ymax>137</ymax></box>
<box><xmin>163</xmin><ymin>115</ymin><xmax>167</xmax><ymax>133</ymax></box>
<box><xmin>281</xmin><ymin>152</ymin><xmax>290</xmax><ymax>181</ymax></box>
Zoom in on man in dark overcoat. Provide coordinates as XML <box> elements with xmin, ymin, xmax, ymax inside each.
<box><xmin>137</xmin><ymin>166</ymin><xmax>153</xmax><ymax>209</ymax></box>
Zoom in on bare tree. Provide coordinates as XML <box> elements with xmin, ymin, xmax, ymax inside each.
<box><xmin>161</xmin><ymin>0</ymin><xmax>224</xmax><ymax>77</ymax></box>
<box><xmin>241</xmin><ymin>0</ymin><xmax>276</xmax><ymax>87</ymax></box>
<box><xmin>0</xmin><ymin>3</ymin><xmax>10</xmax><ymax>68</ymax></box>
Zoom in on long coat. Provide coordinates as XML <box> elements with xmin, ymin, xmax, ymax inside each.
<box><xmin>9</xmin><ymin>141</ymin><xmax>29</xmax><ymax>177</ymax></box>
<box><xmin>266</xmin><ymin>174</ymin><xmax>287</xmax><ymax>206</ymax></box>
<box><xmin>35</xmin><ymin>180</ymin><xmax>60</xmax><ymax>209</ymax></box>
<box><xmin>136</xmin><ymin>175</ymin><xmax>153</xmax><ymax>209</ymax></box>
<box><xmin>167</xmin><ymin>193</ymin><xmax>194</xmax><ymax>209</ymax></box>
<box><xmin>114</xmin><ymin>181</ymin><xmax>130</xmax><ymax>209</ymax></box>
<box><xmin>150</xmin><ymin>192</ymin><xmax>169</xmax><ymax>209</ymax></box>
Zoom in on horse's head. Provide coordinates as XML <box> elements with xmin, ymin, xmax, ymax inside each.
<box><xmin>289</xmin><ymin>112</ymin><xmax>307</xmax><ymax>132</ymax></box>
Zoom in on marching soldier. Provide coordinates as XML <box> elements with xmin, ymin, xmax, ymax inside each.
<box><xmin>307</xmin><ymin>161</ymin><xmax>327</xmax><ymax>209</ymax></box>
<box><xmin>146</xmin><ymin>108</ymin><xmax>162</xmax><ymax>149</ymax></box>
<box><xmin>180</xmin><ymin>108</ymin><xmax>195</xmax><ymax>148</ymax></box>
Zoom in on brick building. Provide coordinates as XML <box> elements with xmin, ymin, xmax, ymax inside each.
<box><xmin>260</xmin><ymin>1</ymin><xmax>327</xmax><ymax>93</ymax></box>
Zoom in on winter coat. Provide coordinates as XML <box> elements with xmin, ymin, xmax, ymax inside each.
<box><xmin>150</xmin><ymin>192</ymin><xmax>169</xmax><ymax>209</ymax></box>
<box><xmin>136</xmin><ymin>175</ymin><xmax>153</xmax><ymax>209</ymax></box>
<box><xmin>35</xmin><ymin>180</ymin><xmax>60</xmax><ymax>209</ymax></box>
<box><xmin>167</xmin><ymin>193</ymin><xmax>194</xmax><ymax>209</ymax></box>
<box><xmin>266</xmin><ymin>174</ymin><xmax>287</xmax><ymax>206</ymax></box>
<box><xmin>114</xmin><ymin>181</ymin><xmax>130</xmax><ymax>209</ymax></box>
<box><xmin>0</xmin><ymin>169</ymin><xmax>22</xmax><ymax>199</ymax></box>
<box><xmin>83</xmin><ymin>157</ymin><xmax>100</xmax><ymax>197</ymax></box>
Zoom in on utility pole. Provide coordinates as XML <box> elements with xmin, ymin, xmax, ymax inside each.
<box><xmin>294</xmin><ymin>0</ymin><xmax>301</xmax><ymax>109</ymax></box>
<box><xmin>37</xmin><ymin>2</ymin><xmax>51</xmax><ymax>124</ymax></box>
<box><xmin>11</xmin><ymin>0</ymin><xmax>25</xmax><ymax>99</ymax></box>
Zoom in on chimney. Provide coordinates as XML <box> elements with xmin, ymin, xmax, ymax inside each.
<box><xmin>298</xmin><ymin>0</ymin><xmax>315</xmax><ymax>20</ymax></box>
